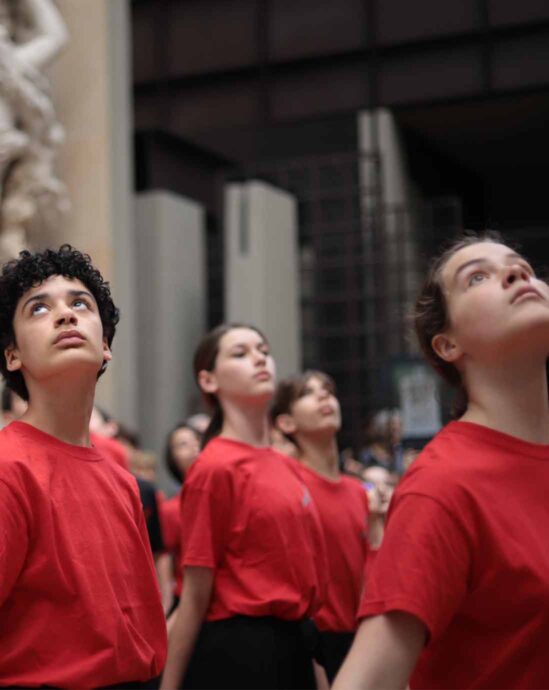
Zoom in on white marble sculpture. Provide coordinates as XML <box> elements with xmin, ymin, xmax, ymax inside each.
<box><xmin>0</xmin><ymin>0</ymin><xmax>68</xmax><ymax>260</ymax></box>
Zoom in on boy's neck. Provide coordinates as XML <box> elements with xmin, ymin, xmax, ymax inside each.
<box><xmin>20</xmin><ymin>374</ymin><xmax>97</xmax><ymax>447</ymax></box>
<box><xmin>299</xmin><ymin>434</ymin><xmax>340</xmax><ymax>479</ymax></box>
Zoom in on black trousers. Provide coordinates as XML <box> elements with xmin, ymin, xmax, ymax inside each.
<box><xmin>314</xmin><ymin>630</ymin><xmax>354</xmax><ymax>684</ymax></box>
<box><xmin>5</xmin><ymin>678</ymin><xmax>159</xmax><ymax>689</ymax></box>
<box><xmin>182</xmin><ymin>616</ymin><xmax>316</xmax><ymax>690</ymax></box>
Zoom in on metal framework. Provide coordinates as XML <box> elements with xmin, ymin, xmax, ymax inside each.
<box><xmin>230</xmin><ymin>152</ymin><xmax>462</xmax><ymax>448</ymax></box>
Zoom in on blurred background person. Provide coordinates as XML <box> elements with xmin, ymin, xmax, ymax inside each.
<box><xmin>358</xmin><ymin>409</ymin><xmax>404</xmax><ymax>474</ymax></box>
<box><xmin>1</xmin><ymin>384</ymin><xmax>27</xmax><ymax>427</ymax></box>
<box><xmin>89</xmin><ymin>404</ymin><xmax>130</xmax><ymax>471</ymax></box>
<box><xmin>131</xmin><ymin>449</ymin><xmax>159</xmax><ymax>484</ymax></box>
<box><xmin>362</xmin><ymin>465</ymin><xmax>397</xmax><ymax>550</ymax></box>
<box><xmin>160</xmin><ymin>421</ymin><xmax>201</xmax><ymax>615</ymax></box>
<box><xmin>269</xmin><ymin>424</ymin><xmax>299</xmax><ymax>458</ymax></box>
<box><xmin>186</xmin><ymin>412</ymin><xmax>211</xmax><ymax>437</ymax></box>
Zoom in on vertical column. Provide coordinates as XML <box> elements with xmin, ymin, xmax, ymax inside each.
<box><xmin>47</xmin><ymin>0</ymin><xmax>137</xmax><ymax>425</ymax></box>
<box><xmin>358</xmin><ymin>108</ymin><xmax>421</xmax><ymax>356</ymax></box>
<box><xmin>135</xmin><ymin>191</ymin><xmax>206</xmax><ymax>487</ymax></box>
<box><xmin>224</xmin><ymin>180</ymin><xmax>301</xmax><ymax>379</ymax></box>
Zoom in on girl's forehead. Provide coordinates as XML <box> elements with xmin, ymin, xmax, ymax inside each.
<box><xmin>219</xmin><ymin>327</ymin><xmax>264</xmax><ymax>349</ymax></box>
<box><xmin>440</xmin><ymin>241</ymin><xmax>513</xmax><ymax>287</ymax></box>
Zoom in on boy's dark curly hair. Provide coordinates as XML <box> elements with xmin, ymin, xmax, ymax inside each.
<box><xmin>0</xmin><ymin>245</ymin><xmax>120</xmax><ymax>401</ymax></box>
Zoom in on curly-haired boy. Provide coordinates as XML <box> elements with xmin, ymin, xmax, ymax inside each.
<box><xmin>0</xmin><ymin>246</ymin><xmax>167</xmax><ymax>688</ymax></box>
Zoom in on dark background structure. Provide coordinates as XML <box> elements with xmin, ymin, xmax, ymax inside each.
<box><xmin>131</xmin><ymin>0</ymin><xmax>549</xmax><ymax>448</ymax></box>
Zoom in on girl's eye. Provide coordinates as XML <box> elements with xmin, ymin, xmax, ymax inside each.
<box><xmin>468</xmin><ymin>272</ymin><xmax>487</xmax><ymax>286</ymax></box>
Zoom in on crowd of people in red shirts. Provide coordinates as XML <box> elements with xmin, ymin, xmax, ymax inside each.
<box><xmin>1</xmin><ymin>230</ymin><xmax>549</xmax><ymax>690</ymax></box>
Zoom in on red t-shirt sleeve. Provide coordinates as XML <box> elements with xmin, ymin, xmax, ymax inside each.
<box><xmin>0</xmin><ymin>480</ymin><xmax>28</xmax><ymax>607</ymax></box>
<box><xmin>180</xmin><ymin>463</ymin><xmax>234</xmax><ymax>570</ymax></box>
<box><xmin>359</xmin><ymin>493</ymin><xmax>471</xmax><ymax>641</ymax></box>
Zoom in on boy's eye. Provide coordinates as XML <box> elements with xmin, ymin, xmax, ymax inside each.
<box><xmin>30</xmin><ymin>303</ymin><xmax>47</xmax><ymax>315</ymax></box>
<box><xmin>73</xmin><ymin>299</ymin><xmax>89</xmax><ymax>309</ymax></box>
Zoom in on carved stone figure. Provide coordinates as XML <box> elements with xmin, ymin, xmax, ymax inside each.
<box><xmin>0</xmin><ymin>0</ymin><xmax>68</xmax><ymax>260</ymax></box>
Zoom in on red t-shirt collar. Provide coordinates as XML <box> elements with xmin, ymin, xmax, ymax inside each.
<box><xmin>10</xmin><ymin>420</ymin><xmax>104</xmax><ymax>462</ymax></box>
<box><xmin>447</xmin><ymin>420</ymin><xmax>549</xmax><ymax>460</ymax></box>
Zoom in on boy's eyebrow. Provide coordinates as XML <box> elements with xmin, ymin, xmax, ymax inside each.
<box><xmin>453</xmin><ymin>252</ymin><xmax>525</xmax><ymax>285</ymax></box>
<box><xmin>21</xmin><ymin>289</ymin><xmax>94</xmax><ymax>312</ymax></box>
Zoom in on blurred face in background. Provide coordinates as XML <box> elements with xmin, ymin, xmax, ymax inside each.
<box><xmin>170</xmin><ymin>426</ymin><xmax>200</xmax><ymax>475</ymax></box>
<box><xmin>363</xmin><ymin>466</ymin><xmax>397</xmax><ymax>517</ymax></box>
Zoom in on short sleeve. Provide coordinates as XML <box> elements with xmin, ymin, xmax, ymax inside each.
<box><xmin>160</xmin><ymin>499</ymin><xmax>180</xmax><ymax>553</ymax></box>
<box><xmin>180</xmin><ymin>463</ymin><xmax>234</xmax><ymax>570</ymax></box>
<box><xmin>358</xmin><ymin>492</ymin><xmax>471</xmax><ymax>642</ymax></box>
<box><xmin>0</xmin><ymin>480</ymin><xmax>29</xmax><ymax>607</ymax></box>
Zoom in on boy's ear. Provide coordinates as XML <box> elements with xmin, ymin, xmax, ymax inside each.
<box><xmin>431</xmin><ymin>331</ymin><xmax>462</xmax><ymax>364</ymax></box>
<box><xmin>4</xmin><ymin>344</ymin><xmax>21</xmax><ymax>372</ymax></box>
<box><xmin>102</xmin><ymin>337</ymin><xmax>112</xmax><ymax>363</ymax></box>
<box><xmin>198</xmin><ymin>369</ymin><xmax>218</xmax><ymax>395</ymax></box>
<box><xmin>275</xmin><ymin>413</ymin><xmax>297</xmax><ymax>436</ymax></box>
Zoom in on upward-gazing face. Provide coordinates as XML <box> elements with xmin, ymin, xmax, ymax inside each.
<box><xmin>435</xmin><ymin>241</ymin><xmax>549</xmax><ymax>368</ymax></box>
<box><xmin>287</xmin><ymin>374</ymin><xmax>341</xmax><ymax>439</ymax></box>
<box><xmin>5</xmin><ymin>275</ymin><xmax>111</xmax><ymax>393</ymax></box>
<box><xmin>199</xmin><ymin>327</ymin><xmax>276</xmax><ymax>405</ymax></box>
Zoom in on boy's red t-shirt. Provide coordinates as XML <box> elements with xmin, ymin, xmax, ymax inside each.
<box><xmin>160</xmin><ymin>492</ymin><xmax>183</xmax><ymax>597</ymax></box>
<box><xmin>358</xmin><ymin>421</ymin><xmax>549</xmax><ymax>689</ymax></box>
<box><xmin>0</xmin><ymin>421</ymin><xmax>167</xmax><ymax>688</ymax></box>
<box><xmin>180</xmin><ymin>436</ymin><xmax>328</xmax><ymax>621</ymax></box>
<box><xmin>298</xmin><ymin>464</ymin><xmax>369</xmax><ymax>632</ymax></box>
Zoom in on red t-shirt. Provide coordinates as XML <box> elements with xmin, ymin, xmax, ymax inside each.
<box><xmin>298</xmin><ymin>464</ymin><xmax>369</xmax><ymax>632</ymax></box>
<box><xmin>0</xmin><ymin>421</ymin><xmax>167</xmax><ymax>688</ymax></box>
<box><xmin>160</xmin><ymin>492</ymin><xmax>183</xmax><ymax>598</ymax></box>
<box><xmin>180</xmin><ymin>436</ymin><xmax>328</xmax><ymax>621</ymax></box>
<box><xmin>358</xmin><ymin>421</ymin><xmax>549</xmax><ymax>689</ymax></box>
<box><xmin>90</xmin><ymin>432</ymin><xmax>130</xmax><ymax>471</ymax></box>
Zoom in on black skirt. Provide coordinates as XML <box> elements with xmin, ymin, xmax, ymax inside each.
<box><xmin>314</xmin><ymin>630</ymin><xmax>355</xmax><ymax>683</ymax></box>
<box><xmin>182</xmin><ymin>616</ymin><xmax>316</xmax><ymax>690</ymax></box>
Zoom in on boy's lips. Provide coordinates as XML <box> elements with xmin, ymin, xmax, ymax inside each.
<box><xmin>53</xmin><ymin>329</ymin><xmax>86</xmax><ymax>345</ymax></box>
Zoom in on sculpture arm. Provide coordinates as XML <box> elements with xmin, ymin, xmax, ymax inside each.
<box><xmin>15</xmin><ymin>0</ymin><xmax>68</xmax><ymax>69</ymax></box>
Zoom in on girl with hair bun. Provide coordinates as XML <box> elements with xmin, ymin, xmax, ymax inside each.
<box><xmin>160</xmin><ymin>324</ymin><xmax>327</xmax><ymax>690</ymax></box>
<box><xmin>335</xmin><ymin>232</ymin><xmax>549</xmax><ymax>689</ymax></box>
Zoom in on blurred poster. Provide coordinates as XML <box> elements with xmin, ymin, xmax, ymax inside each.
<box><xmin>395</xmin><ymin>361</ymin><xmax>442</xmax><ymax>439</ymax></box>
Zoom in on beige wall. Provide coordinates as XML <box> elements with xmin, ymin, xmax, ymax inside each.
<box><xmin>135</xmin><ymin>191</ymin><xmax>206</xmax><ymax>487</ymax></box>
<box><xmin>225</xmin><ymin>181</ymin><xmax>301</xmax><ymax>379</ymax></box>
<box><xmin>45</xmin><ymin>0</ymin><xmax>137</xmax><ymax>424</ymax></box>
